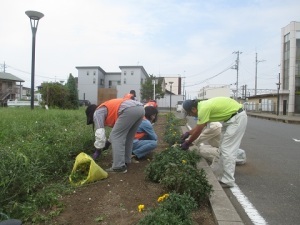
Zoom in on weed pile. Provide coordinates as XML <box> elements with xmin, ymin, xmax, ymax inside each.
<box><xmin>0</xmin><ymin>107</ymin><xmax>93</xmax><ymax>222</ymax></box>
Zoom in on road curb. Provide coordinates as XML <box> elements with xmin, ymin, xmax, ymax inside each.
<box><xmin>181</xmin><ymin>126</ymin><xmax>244</xmax><ymax>225</ymax></box>
<box><xmin>247</xmin><ymin>112</ymin><xmax>300</xmax><ymax>124</ymax></box>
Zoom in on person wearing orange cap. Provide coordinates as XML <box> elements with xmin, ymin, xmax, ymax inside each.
<box><xmin>144</xmin><ymin>99</ymin><xmax>157</xmax><ymax>108</ymax></box>
<box><xmin>86</xmin><ymin>97</ymin><xmax>144</xmax><ymax>173</ymax></box>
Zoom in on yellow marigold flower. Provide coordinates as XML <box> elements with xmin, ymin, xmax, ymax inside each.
<box><xmin>138</xmin><ymin>204</ymin><xmax>145</xmax><ymax>212</ymax></box>
<box><xmin>157</xmin><ymin>196</ymin><xmax>163</xmax><ymax>202</ymax></box>
<box><xmin>182</xmin><ymin>160</ymin><xmax>187</xmax><ymax>164</ymax></box>
<box><xmin>158</xmin><ymin>193</ymin><xmax>169</xmax><ymax>202</ymax></box>
<box><xmin>163</xmin><ymin>194</ymin><xmax>169</xmax><ymax>199</ymax></box>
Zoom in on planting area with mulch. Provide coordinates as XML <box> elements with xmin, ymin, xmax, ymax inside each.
<box><xmin>51</xmin><ymin>114</ymin><xmax>216</xmax><ymax>225</ymax></box>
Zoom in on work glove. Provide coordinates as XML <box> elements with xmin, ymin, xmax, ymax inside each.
<box><xmin>92</xmin><ymin>148</ymin><xmax>101</xmax><ymax>160</ymax></box>
<box><xmin>180</xmin><ymin>132</ymin><xmax>190</xmax><ymax>143</ymax></box>
<box><xmin>180</xmin><ymin>141</ymin><xmax>190</xmax><ymax>151</ymax></box>
<box><xmin>103</xmin><ymin>141</ymin><xmax>111</xmax><ymax>151</ymax></box>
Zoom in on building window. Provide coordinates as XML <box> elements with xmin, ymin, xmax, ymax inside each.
<box><xmin>87</xmin><ymin>71</ymin><xmax>89</xmax><ymax>75</ymax></box>
<box><xmin>124</xmin><ymin>71</ymin><xmax>127</xmax><ymax>76</ymax></box>
<box><xmin>100</xmin><ymin>79</ymin><xmax>104</xmax><ymax>85</ymax></box>
<box><xmin>93</xmin><ymin>71</ymin><xmax>96</xmax><ymax>76</ymax></box>
<box><xmin>141</xmin><ymin>78</ymin><xmax>143</xmax><ymax>84</ymax></box>
<box><xmin>124</xmin><ymin>78</ymin><xmax>127</xmax><ymax>84</ymax></box>
<box><xmin>8</xmin><ymin>82</ymin><xmax>12</xmax><ymax>89</ymax></box>
<box><xmin>131</xmin><ymin>71</ymin><xmax>134</xmax><ymax>75</ymax></box>
<box><xmin>284</xmin><ymin>33</ymin><xmax>290</xmax><ymax>43</ymax></box>
<box><xmin>117</xmin><ymin>80</ymin><xmax>121</xmax><ymax>85</ymax></box>
<box><xmin>109</xmin><ymin>81</ymin><xmax>112</xmax><ymax>88</ymax></box>
<box><xmin>93</xmin><ymin>78</ymin><xmax>96</xmax><ymax>84</ymax></box>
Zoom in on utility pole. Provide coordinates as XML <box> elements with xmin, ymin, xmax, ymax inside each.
<box><xmin>241</xmin><ymin>85</ymin><xmax>245</xmax><ymax>99</ymax></box>
<box><xmin>232</xmin><ymin>51</ymin><xmax>242</xmax><ymax>99</ymax></box>
<box><xmin>255</xmin><ymin>52</ymin><xmax>265</xmax><ymax>95</ymax></box>
<box><xmin>0</xmin><ymin>61</ymin><xmax>7</xmax><ymax>72</ymax></box>
<box><xmin>276</xmin><ymin>73</ymin><xmax>281</xmax><ymax>116</ymax></box>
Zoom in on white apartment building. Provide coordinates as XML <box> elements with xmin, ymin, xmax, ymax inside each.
<box><xmin>76</xmin><ymin>66</ymin><xmax>148</xmax><ymax>105</ymax></box>
<box><xmin>164</xmin><ymin>76</ymin><xmax>183</xmax><ymax>95</ymax></box>
<box><xmin>280</xmin><ymin>21</ymin><xmax>300</xmax><ymax>115</ymax></box>
<box><xmin>197</xmin><ymin>85</ymin><xmax>231</xmax><ymax>99</ymax></box>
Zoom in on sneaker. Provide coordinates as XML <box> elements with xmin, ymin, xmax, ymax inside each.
<box><xmin>93</xmin><ymin>149</ymin><xmax>101</xmax><ymax>160</ymax></box>
<box><xmin>105</xmin><ymin>166</ymin><xmax>127</xmax><ymax>173</ymax></box>
<box><xmin>131</xmin><ymin>155</ymin><xmax>140</xmax><ymax>163</ymax></box>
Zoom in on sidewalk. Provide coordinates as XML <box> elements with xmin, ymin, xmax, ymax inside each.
<box><xmin>246</xmin><ymin>111</ymin><xmax>300</xmax><ymax>124</ymax></box>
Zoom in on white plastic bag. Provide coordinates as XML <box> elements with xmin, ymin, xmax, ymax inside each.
<box><xmin>236</xmin><ymin>148</ymin><xmax>246</xmax><ymax>165</ymax></box>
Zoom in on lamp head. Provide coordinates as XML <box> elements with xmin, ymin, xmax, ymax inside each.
<box><xmin>25</xmin><ymin>10</ymin><xmax>44</xmax><ymax>20</ymax></box>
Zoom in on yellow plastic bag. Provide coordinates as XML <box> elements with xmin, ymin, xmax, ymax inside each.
<box><xmin>69</xmin><ymin>152</ymin><xmax>108</xmax><ymax>186</ymax></box>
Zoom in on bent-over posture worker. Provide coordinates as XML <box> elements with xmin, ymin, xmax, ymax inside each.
<box><xmin>181</xmin><ymin>97</ymin><xmax>247</xmax><ymax>188</ymax></box>
<box><xmin>86</xmin><ymin>98</ymin><xmax>144</xmax><ymax>173</ymax></box>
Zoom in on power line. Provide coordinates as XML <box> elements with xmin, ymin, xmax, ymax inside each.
<box><xmin>185</xmin><ymin>63</ymin><xmax>235</xmax><ymax>87</ymax></box>
<box><xmin>5</xmin><ymin>63</ymin><xmax>67</xmax><ymax>81</ymax></box>
<box><xmin>186</xmin><ymin>54</ymin><xmax>236</xmax><ymax>78</ymax></box>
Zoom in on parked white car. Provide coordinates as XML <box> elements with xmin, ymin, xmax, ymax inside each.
<box><xmin>176</xmin><ymin>101</ymin><xmax>183</xmax><ymax>112</ymax></box>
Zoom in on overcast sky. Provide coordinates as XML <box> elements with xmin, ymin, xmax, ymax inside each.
<box><xmin>1</xmin><ymin>0</ymin><xmax>299</xmax><ymax>98</ymax></box>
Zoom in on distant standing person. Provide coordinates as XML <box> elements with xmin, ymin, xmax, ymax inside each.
<box><xmin>132</xmin><ymin>106</ymin><xmax>158</xmax><ymax>161</ymax></box>
<box><xmin>180</xmin><ymin>97</ymin><xmax>248</xmax><ymax>188</ymax></box>
<box><xmin>86</xmin><ymin>98</ymin><xmax>144</xmax><ymax>173</ymax></box>
<box><xmin>124</xmin><ymin>90</ymin><xmax>137</xmax><ymax>101</ymax></box>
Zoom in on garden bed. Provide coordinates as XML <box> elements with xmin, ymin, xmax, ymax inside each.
<box><xmin>51</xmin><ymin>113</ymin><xmax>216</xmax><ymax>225</ymax></box>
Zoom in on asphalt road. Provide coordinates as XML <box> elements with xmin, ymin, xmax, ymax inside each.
<box><xmin>185</xmin><ymin>115</ymin><xmax>300</xmax><ymax>225</ymax></box>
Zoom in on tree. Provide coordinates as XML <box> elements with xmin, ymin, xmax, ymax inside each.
<box><xmin>141</xmin><ymin>75</ymin><xmax>164</xmax><ymax>102</ymax></box>
<box><xmin>65</xmin><ymin>73</ymin><xmax>79</xmax><ymax>109</ymax></box>
<box><xmin>40</xmin><ymin>82</ymin><xmax>69</xmax><ymax>108</ymax></box>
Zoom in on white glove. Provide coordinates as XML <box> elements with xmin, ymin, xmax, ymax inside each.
<box><xmin>94</xmin><ymin>128</ymin><xmax>106</xmax><ymax>149</ymax></box>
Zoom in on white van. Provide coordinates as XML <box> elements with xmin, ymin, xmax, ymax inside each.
<box><xmin>176</xmin><ymin>101</ymin><xmax>183</xmax><ymax>112</ymax></box>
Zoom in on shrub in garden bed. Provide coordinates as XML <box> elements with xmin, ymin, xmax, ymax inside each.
<box><xmin>161</xmin><ymin>161</ymin><xmax>213</xmax><ymax>204</ymax></box>
<box><xmin>163</xmin><ymin>113</ymin><xmax>185</xmax><ymax>146</ymax></box>
<box><xmin>145</xmin><ymin>146</ymin><xmax>201</xmax><ymax>183</ymax></box>
<box><xmin>137</xmin><ymin>192</ymin><xmax>197</xmax><ymax>225</ymax></box>
<box><xmin>139</xmin><ymin>112</ymin><xmax>213</xmax><ymax>224</ymax></box>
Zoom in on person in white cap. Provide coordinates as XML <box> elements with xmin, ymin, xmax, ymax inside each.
<box><xmin>181</xmin><ymin>97</ymin><xmax>247</xmax><ymax>188</ymax></box>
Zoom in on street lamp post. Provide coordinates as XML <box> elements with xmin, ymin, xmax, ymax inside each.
<box><xmin>169</xmin><ymin>82</ymin><xmax>173</xmax><ymax>112</ymax></box>
<box><xmin>152</xmin><ymin>79</ymin><xmax>156</xmax><ymax>100</ymax></box>
<box><xmin>25</xmin><ymin>10</ymin><xmax>44</xmax><ymax>109</ymax></box>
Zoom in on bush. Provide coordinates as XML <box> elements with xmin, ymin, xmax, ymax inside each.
<box><xmin>161</xmin><ymin>162</ymin><xmax>213</xmax><ymax>204</ymax></box>
<box><xmin>137</xmin><ymin>192</ymin><xmax>197</xmax><ymax>225</ymax></box>
<box><xmin>144</xmin><ymin>146</ymin><xmax>201</xmax><ymax>183</ymax></box>
<box><xmin>140</xmin><ymin>113</ymin><xmax>213</xmax><ymax>223</ymax></box>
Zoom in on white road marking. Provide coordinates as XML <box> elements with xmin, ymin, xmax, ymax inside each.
<box><xmin>292</xmin><ymin>138</ymin><xmax>300</xmax><ymax>142</ymax></box>
<box><xmin>231</xmin><ymin>185</ymin><xmax>268</xmax><ymax>225</ymax></box>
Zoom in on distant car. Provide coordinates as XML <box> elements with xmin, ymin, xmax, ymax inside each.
<box><xmin>79</xmin><ymin>100</ymin><xmax>91</xmax><ymax>106</ymax></box>
<box><xmin>176</xmin><ymin>101</ymin><xmax>183</xmax><ymax>112</ymax></box>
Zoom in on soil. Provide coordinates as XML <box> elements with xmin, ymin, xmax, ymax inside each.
<box><xmin>51</xmin><ymin>115</ymin><xmax>216</xmax><ymax>225</ymax></box>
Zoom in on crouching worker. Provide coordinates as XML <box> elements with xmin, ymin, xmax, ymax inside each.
<box><xmin>181</xmin><ymin>122</ymin><xmax>222</xmax><ymax>164</ymax></box>
<box><xmin>180</xmin><ymin>97</ymin><xmax>247</xmax><ymax>188</ymax></box>
<box><xmin>86</xmin><ymin>98</ymin><xmax>144</xmax><ymax>173</ymax></box>
<box><xmin>131</xmin><ymin>106</ymin><xmax>158</xmax><ymax>161</ymax></box>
